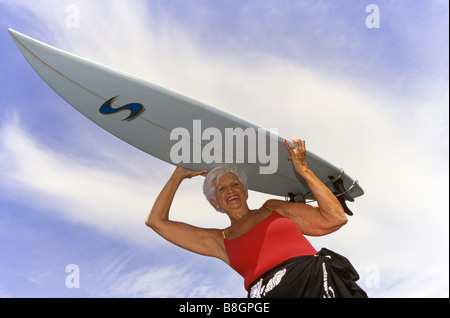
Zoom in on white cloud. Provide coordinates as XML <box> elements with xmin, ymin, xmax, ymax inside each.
<box><xmin>0</xmin><ymin>117</ymin><xmax>160</xmax><ymax>246</ymax></box>
<box><xmin>0</xmin><ymin>115</ymin><xmax>233</xmax><ymax>241</ymax></box>
<box><xmin>98</xmin><ymin>264</ymin><xmax>238</xmax><ymax>298</ymax></box>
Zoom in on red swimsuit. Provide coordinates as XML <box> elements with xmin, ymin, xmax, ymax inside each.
<box><xmin>223</xmin><ymin>205</ymin><xmax>317</xmax><ymax>290</ymax></box>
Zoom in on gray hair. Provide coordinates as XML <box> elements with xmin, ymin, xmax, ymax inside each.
<box><xmin>203</xmin><ymin>165</ymin><xmax>248</xmax><ymax>213</ymax></box>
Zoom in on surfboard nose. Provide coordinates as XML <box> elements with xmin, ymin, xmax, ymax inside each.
<box><xmin>8</xmin><ymin>28</ymin><xmax>25</xmax><ymax>46</ymax></box>
<box><xmin>8</xmin><ymin>28</ymin><xmax>17</xmax><ymax>36</ymax></box>
<box><xmin>8</xmin><ymin>28</ymin><xmax>34</xmax><ymax>42</ymax></box>
<box><xmin>8</xmin><ymin>28</ymin><xmax>56</xmax><ymax>61</ymax></box>
<box><xmin>8</xmin><ymin>28</ymin><xmax>35</xmax><ymax>58</ymax></box>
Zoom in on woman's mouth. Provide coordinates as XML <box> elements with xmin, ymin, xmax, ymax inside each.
<box><xmin>227</xmin><ymin>195</ymin><xmax>239</xmax><ymax>202</ymax></box>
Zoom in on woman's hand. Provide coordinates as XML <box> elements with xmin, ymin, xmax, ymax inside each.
<box><xmin>171</xmin><ymin>166</ymin><xmax>208</xmax><ymax>182</ymax></box>
<box><xmin>284</xmin><ymin>138</ymin><xmax>309</xmax><ymax>176</ymax></box>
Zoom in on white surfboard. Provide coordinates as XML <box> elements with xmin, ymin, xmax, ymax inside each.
<box><xmin>9</xmin><ymin>29</ymin><xmax>363</xmax><ymax>213</ymax></box>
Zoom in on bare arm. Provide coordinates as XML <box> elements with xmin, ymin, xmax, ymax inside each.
<box><xmin>145</xmin><ymin>167</ymin><xmax>228</xmax><ymax>263</ymax></box>
<box><xmin>268</xmin><ymin>139</ymin><xmax>347</xmax><ymax>236</ymax></box>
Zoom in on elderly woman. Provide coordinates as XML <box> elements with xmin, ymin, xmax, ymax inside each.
<box><xmin>146</xmin><ymin>139</ymin><xmax>367</xmax><ymax>298</ymax></box>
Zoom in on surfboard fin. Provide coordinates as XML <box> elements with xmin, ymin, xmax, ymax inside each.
<box><xmin>327</xmin><ymin>175</ymin><xmax>355</xmax><ymax>216</ymax></box>
<box><xmin>336</xmin><ymin>194</ymin><xmax>354</xmax><ymax>216</ymax></box>
<box><xmin>288</xmin><ymin>176</ymin><xmax>356</xmax><ymax>216</ymax></box>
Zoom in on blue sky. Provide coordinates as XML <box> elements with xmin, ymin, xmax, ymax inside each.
<box><xmin>0</xmin><ymin>0</ymin><xmax>448</xmax><ymax>297</ymax></box>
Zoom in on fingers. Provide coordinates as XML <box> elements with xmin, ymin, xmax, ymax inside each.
<box><xmin>283</xmin><ymin>138</ymin><xmax>293</xmax><ymax>152</ymax></box>
<box><xmin>284</xmin><ymin>138</ymin><xmax>306</xmax><ymax>152</ymax></box>
<box><xmin>192</xmin><ymin>169</ymin><xmax>208</xmax><ymax>177</ymax></box>
<box><xmin>174</xmin><ymin>167</ymin><xmax>208</xmax><ymax>179</ymax></box>
<box><xmin>186</xmin><ymin>169</ymin><xmax>208</xmax><ymax>179</ymax></box>
<box><xmin>284</xmin><ymin>138</ymin><xmax>307</xmax><ymax>166</ymax></box>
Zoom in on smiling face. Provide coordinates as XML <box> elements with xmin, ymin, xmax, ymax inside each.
<box><xmin>210</xmin><ymin>173</ymin><xmax>248</xmax><ymax>213</ymax></box>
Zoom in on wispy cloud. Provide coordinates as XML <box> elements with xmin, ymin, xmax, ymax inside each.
<box><xmin>0</xmin><ymin>115</ymin><xmax>230</xmax><ymax>241</ymax></box>
<box><xmin>97</xmin><ymin>264</ymin><xmax>238</xmax><ymax>298</ymax></box>
<box><xmin>0</xmin><ymin>116</ymin><xmax>158</xmax><ymax>245</ymax></box>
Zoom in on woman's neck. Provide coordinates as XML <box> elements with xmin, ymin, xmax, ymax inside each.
<box><xmin>227</xmin><ymin>205</ymin><xmax>252</xmax><ymax>225</ymax></box>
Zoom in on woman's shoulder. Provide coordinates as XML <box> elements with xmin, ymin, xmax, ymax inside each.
<box><xmin>263</xmin><ymin>199</ymin><xmax>289</xmax><ymax>211</ymax></box>
<box><xmin>263</xmin><ymin>199</ymin><xmax>303</xmax><ymax>219</ymax></box>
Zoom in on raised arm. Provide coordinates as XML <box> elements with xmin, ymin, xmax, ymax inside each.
<box><xmin>145</xmin><ymin>167</ymin><xmax>228</xmax><ymax>262</ymax></box>
<box><xmin>267</xmin><ymin>139</ymin><xmax>347</xmax><ymax>236</ymax></box>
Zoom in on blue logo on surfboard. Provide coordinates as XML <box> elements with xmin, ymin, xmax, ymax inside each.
<box><xmin>99</xmin><ymin>96</ymin><xmax>145</xmax><ymax>121</ymax></box>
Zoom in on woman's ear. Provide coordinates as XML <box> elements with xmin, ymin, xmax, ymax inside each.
<box><xmin>209</xmin><ymin>199</ymin><xmax>220</xmax><ymax>211</ymax></box>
